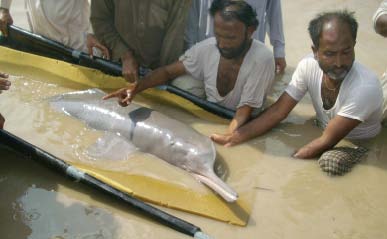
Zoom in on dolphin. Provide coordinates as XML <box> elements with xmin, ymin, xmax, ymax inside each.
<box><xmin>49</xmin><ymin>89</ymin><xmax>238</xmax><ymax>202</ymax></box>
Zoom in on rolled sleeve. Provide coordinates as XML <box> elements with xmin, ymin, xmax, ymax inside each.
<box><xmin>179</xmin><ymin>44</ymin><xmax>203</xmax><ymax>80</ymax></box>
<box><xmin>238</xmin><ymin>56</ymin><xmax>275</xmax><ymax>109</ymax></box>
<box><xmin>285</xmin><ymin>59</ymin><xmax>309</xmax><ymax>101</ymax></box>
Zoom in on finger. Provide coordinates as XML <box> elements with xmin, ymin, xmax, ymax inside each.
<box><xmin>102</xmin><ymin>91</ymin><xmax>120</xmax><ymax>100</ymax></box>
<box><xmin>88</xmin><ymin>45</ymin><xmax>94</xmax><ymax>59</ymax></box>
<box><xmin>118</xmin><ymin>100</ymin><xmax>129</xmax><ymax>107</ymax></box>
<box><xmin>0</xmin><ymin>72</ymin><xmax>9</xmax><ymax>78</ymax></box>
<box><xmin>210</xmin><ymin>134</ymin><xmax>228</xmax><ymax>145</ymax></box>
<box><xmin>98</xmin><ymin>45</ymin><xmax>110</xmax><ymax>60</ymax></box>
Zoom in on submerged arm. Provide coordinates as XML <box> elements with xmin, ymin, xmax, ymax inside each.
<box><xmin>293</xmin><ymin>115</ymin><xmax>361</xmax><ymax>159</ymax></box>
<box><xmin>228</xmin><ymin>105</ymin><xmax>253</xmax><ymax>133</ymax></box>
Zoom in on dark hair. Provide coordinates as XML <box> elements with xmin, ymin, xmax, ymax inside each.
<box><xmin>308</xmin><ymin>10</ymin><xmax>358</xmax><ymax>48</ymax></box>
<box><xmin>209</xmin><ymin>0</ymin><xmax>259</xmax><ymax>29</ymax></box>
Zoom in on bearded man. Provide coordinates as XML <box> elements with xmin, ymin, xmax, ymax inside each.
<box><xmin>104</xmin><ymin>0</ymin><xmax>275</xmax><ymax>134</ymax></box>
<box><xmin>211</xmin><ymin>10</ymin><xmax>384</xmax><ymax>159</ymax></box>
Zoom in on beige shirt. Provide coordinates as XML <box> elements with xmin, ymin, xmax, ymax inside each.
<box><xmin>1</xmin><ymin>0</ymin><xmax>91</xmax><ymax>52</ymax></box>
<box><xmin>180</xmin><ymin>38</ymin><xmax>275</xmax><ymax>110</ymax></box>
<box><xmin>90</xmin><ymin>0</ymin><xmax>191</xmax><ymax>69</ymax></box>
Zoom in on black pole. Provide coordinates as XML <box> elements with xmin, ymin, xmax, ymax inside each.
<box><xmin>2</xmin><ymin>25</ymin><xmax>235</xmax><ymax>119</ymax></box>
<box><xmin>0</xmin><ymin>129</ymin><xmax>211</xmax><ymax>239</ymax></box>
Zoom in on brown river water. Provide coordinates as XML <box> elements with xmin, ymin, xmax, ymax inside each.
<box><xmin>1</xmin><ymin>0</ymin><xmax>387</xmax><ymax>238</ymax></box>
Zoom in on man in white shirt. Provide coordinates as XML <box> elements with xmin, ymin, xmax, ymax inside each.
<box><xmin>103</xmin><ymin>0</ymin><xmax>275</xmax><ymax>134</ymax></box>
<box><xmin>0</xmin><ymin>71</ymin><xmax>10</xmax><ymax>129</ymax></box>
<box><xmin>185</xmin><ymin>0</ymin><xmax>286</xmax><ymax>74</ymax></box>
<box><xmin>0</xmin><ymin>0</ymin><xmax>109</xmax><ymax>58</ymax></box>
<box><xmin>373</xmin><ymin>0</ymin><xmax>387</xmax><ymax>124</ymax></box>
<box><xmin>211</xmin><ymin>10</ymin><xmax>384</xmax><ymax>159</ymax></box>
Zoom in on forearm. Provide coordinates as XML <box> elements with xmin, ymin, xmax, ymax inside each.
<box><xmin>228</xmin><ymin>105</ymin><xmax>253</xmax><ymax>133</ymax></box>
<box><xmin>233</xmin><ymin>108</ymin><xmax>284</xmax><ymax>143</ymax></box>
<box><xmin>136</xmin><ymin>67</ymin><xmax>175</xmax><ymax>92</ymax></box>
<box><xmin>294</xmin><ymin>136</ymin><xmax>336</xmax><ymax>159</ymax></box>
<box><xmin>294</xmin><ymin>116</ymin><xmax>361</xmax><ymax>159</ymax></box>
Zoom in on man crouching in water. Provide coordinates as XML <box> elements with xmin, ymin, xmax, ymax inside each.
<box><xmin>103</xmin><ymin>0</ymin><xmax>275</xmax><ymax>135</ymax></box>
<box><xmin>212</xmin><ymin>10</ymin><xmax>384</xmax><ymax>159</ymax></box>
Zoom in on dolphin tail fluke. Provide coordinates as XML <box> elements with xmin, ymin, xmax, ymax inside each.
<box><xmin>192</xmin><ymin>171</ymin><xmax>238</xmax><ymax>203</ymax></box>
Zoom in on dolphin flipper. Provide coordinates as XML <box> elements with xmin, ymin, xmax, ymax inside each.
<box><xmin>86</xmin><ymin>132</ymin><xmax>138</xmax><ymax>161</ymax></box>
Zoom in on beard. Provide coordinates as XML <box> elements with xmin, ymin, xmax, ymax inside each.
<box><xmin>319</xmin><ymin>61</ymin><xmax>354</xmax><ymax>82</ymax></box>
<box><xmin>217</xmin><ymin>34</ymin><xmax>250</xmax><ymax>59</ymax></box>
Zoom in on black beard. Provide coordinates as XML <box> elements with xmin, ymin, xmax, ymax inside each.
<box><xmin>218</xmin><ymin>36</ymin><xmax>250</xmax><ymax>59</ymax></box>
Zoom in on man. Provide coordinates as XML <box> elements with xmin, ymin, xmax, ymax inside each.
<box><xmin>374</xmin><ymin>0</ymin><xmax>387</xmax><ymax>37</ymax></box>
<box><xmin>185</xmin><ymin>0</ymin><xmax>286</xmax><ymax>74</ymax></box>
<box><xmin>90</xmin><ymin>0</ymin><xmax>191</xmax><ymax>83</ymax></box>
<box><xmin>0</xmin><ymin>72</ymin><xmax>10</xmax><ymax>129</ymax></box>
<box><xmin>103</xmin><ymin>0</ymin><xmax>275</xmax><ymax>134</ymax></box>
<box><xmin>373</xmin><ymin>0</ymin><xmax>387</xmax><ymax>124</ymax></box>
<box><xmin>0</xmin><ymin>0</ymin><xmax>109</xmax><ymax>58</ymax></box>
<box><xmin>211</xmin><ymin>10</ymin><xmax>384</xmax><ymax>159</ymax></box>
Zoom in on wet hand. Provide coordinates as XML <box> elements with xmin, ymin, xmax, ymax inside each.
<box><xmin>86</xmin><ymin>33</ymin><xmax>110</xmax><ymax>59</ymax></box>
<box><xmin>210</xmin><ymin>133</ymin><xmax>236</xmax><ymax>147</ymax></box>
<box><xmin>275</xmin><ymin>57</ymin><xmax>287</xmax><ymax>74</ymax></box>
<box><xmin>292</xmin><ymin>146</ymin><xmax>315</xmax><ymax>159</ymax></box>
<box><xmin>0</xmin><ymin>8</ymin><xmax>13</xmax><ymax>37</ymax></box>
<box><xmin>102</xmin><ymin>82</ymin><xmax>138</xmax><ymax>107</ymax></box>
<box><xmin>0</xmin><ymin>72</ymin><xmax>10</xmax><ymax>93</ymax></box>
<box><xmin>121</xmin><ymin>51</ymin><xmax>139</xmax><ymax>84</ymax></box>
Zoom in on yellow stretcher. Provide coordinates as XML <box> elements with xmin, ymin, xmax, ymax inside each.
<box><xmin>0</xmin><ymin>46</ymin><xmax>257</xmax><ymax>226</ymax></box>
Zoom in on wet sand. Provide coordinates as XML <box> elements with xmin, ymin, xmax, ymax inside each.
<box><xmin>1</xmin><ymin>1</ymin><xmax>387</xmax><ymax>239</ymax></box>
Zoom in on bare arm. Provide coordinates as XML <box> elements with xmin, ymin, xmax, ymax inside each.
<box><xmin>228</xmin><ymin>105</ymin><xmax>253</xmax><ymax>133</ymax></box>
<box><xmin>293</xmin><ymin>115</ymin><xmax>361</xmax><ymax>159</ymax></box>
<box><xmin>102</xmin><ymin>61</ymin><xmax>187</xmax><ymax>105</ymax></box>
<box><xmin>0</xmin><ymin>6</ymin><xmax>12</xmax><ymax>36</ymax></box>
<box><xmin>0</xmin><ymin>113</ymin><xmax>4</xmax><ymax>129</ymax></box>
<box><xmin>211</xmin><ymin>92</ymin><xmax>298</xmax><ymax>146</ymax></box>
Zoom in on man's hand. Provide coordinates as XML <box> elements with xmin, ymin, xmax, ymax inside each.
<box><xmin>0</xmin><ymin>72</ymin><xmax>10</xmax><ymax>94</ymax></box>
<box><xmin>121</xmin><ymin>50</ymin><xmax>139</xmax><ymax>83</ymax></box>
<box><xmin>0</xmin><ymin>112</ymin><xmax>4</xmax><ymax>129</ymax></box>
<box><xmin>210</xmin><ymin>131</ymin><xmax>243</xmax><ymax>147</ymax></box>
<box><xmin>275</xmin><ymin>57</ymin><xmax>287</xmax><ymax>74</ymax></box>
<box><xmin>86</xmin><ymin>33</ymin><xmax>110</xmax><ymax>59</ymax></box>
<box><xmin>102</xmin><ymin>82</ymin><xmax>138</xmax><ymax>107</ymax></box>
<box><xmin>0</xmin><ymin>8</ymin><xmax>13</xmax><ymax>37</ymax></box>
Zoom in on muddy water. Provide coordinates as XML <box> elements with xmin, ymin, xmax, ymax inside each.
<box><xmin>1</xmin><ymin>0</ymin><xmax>387</xmax><ymax>238</ymax></box>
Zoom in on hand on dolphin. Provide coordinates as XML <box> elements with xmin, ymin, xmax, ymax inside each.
<box><xmin>102</xmin><ymin>82</ymin><xmax>138</xmax><ymax>106</ymax></box>
<box><xmin>210</xmin><ymin>131</ymin><xmax>242</xmax><ymax>147</ymax></box>
<box><xmin>0</xmin><ymin>72</ymin><xmax>11</xmax><ymax>94</ymax></box>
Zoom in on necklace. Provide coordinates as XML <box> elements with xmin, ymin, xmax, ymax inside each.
<box><xmin>323</xmin><ymin>74</ymin><xmax>339</xmax><ymax>91</ymax></box>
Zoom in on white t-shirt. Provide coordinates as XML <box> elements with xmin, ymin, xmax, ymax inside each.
<box><xmin>180</xmin><ymin>37</ymin><xmax>275</xmax><ymax>110</ymax></box>
<box><xmin>285</xmin><ymin>56</ymin><xmax>383</xmax><ymax>140</ymax></box>
<box><xmin>0</xmin><ymin>0</ymin><xmax>92</xmax><ymax>52</ymax></box>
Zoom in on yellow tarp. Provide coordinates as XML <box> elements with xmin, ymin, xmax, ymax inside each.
<box><xmin>0</xmin><ymin>46</ymin><xmax>255</xmax><ymax>226</ymax></box>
